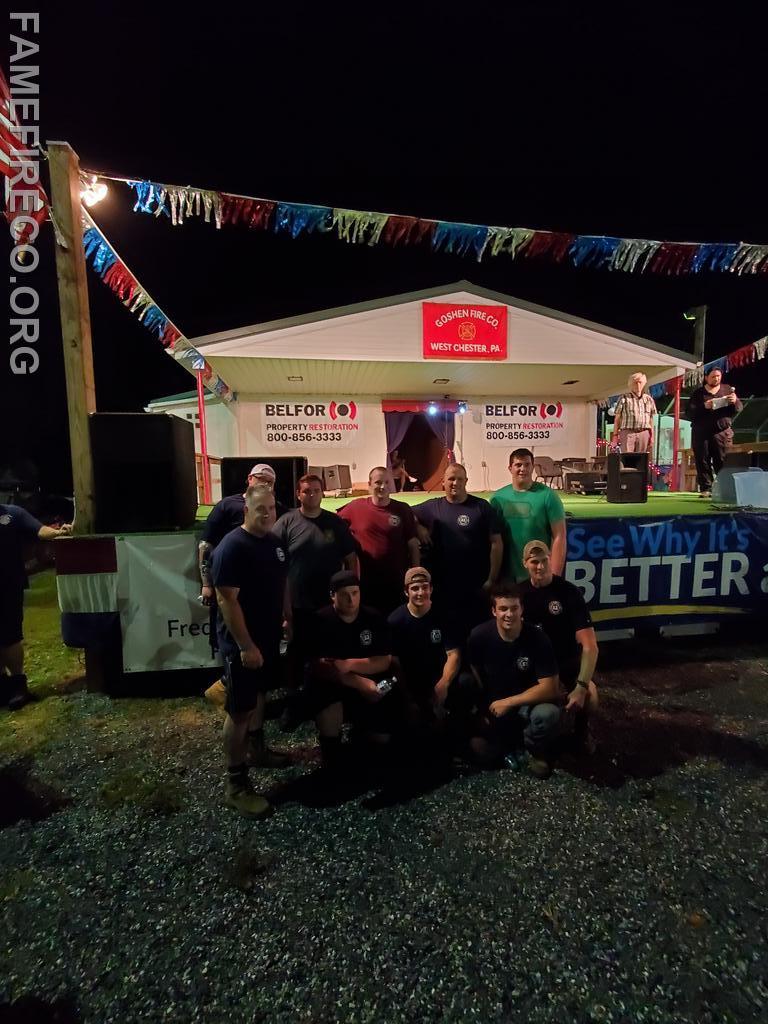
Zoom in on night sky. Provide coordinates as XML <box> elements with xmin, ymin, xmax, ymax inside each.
<box><xmin>2</xmin><ymin>5</ymin><xmax>766</xmax><ymax>494</ymax></box>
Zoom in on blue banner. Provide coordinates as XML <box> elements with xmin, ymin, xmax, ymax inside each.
<box><xmin>564</xmin><ymin>513</ymin><xmax>768</xmax><ymax>627</ymax></box>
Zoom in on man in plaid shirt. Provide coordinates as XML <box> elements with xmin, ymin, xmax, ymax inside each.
<box><xmin>611</xmin><ymin>372</ymin><xmax>657</xmax><ymax>453</ymax></box>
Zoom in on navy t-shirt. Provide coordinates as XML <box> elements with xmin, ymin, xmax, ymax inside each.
<box><xmin>416</xmin><ymin>495</ymin><xmax>502</xmax><ymax>593</ymax></box>
<box><xmin>211</xmin><ymin>527</ymin><xmax>288</xmax><ymax>658</ymax></box>
<box><xmin>468</xmin><ymin>620</ymin><xmax>558</xmax><ymax>703</ymax></box>
<box><xmin>519</xmin><ymin>575</ymin><xmax>592</xmax><ymax>683</ymax></box>
<box><xmin>388</xmin><ymin>603</ymin><xmax>461</xmax><ymax>690</ymax></box>
<box><xmin>0</xmin><ymin>503</ymin><xmax>42</xmax><ymax>590</ymax></box>
<box><xmin>203</xmin><ymin>494</ymin><xmax>288</xmax><ymax>549</ymax></box>
<box><xmin>309</xmin><ymin>605</ymin><xmax>391</xmax><ymax>662</ymax></box>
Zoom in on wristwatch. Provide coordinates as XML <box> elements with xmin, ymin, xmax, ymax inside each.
<box><xmin>575</xmin><ymin>680</ymin><xmax>589</xmax><ymax>691</ymax></box>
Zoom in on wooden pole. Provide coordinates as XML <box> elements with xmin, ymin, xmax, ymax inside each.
<box><xmin>47</xmin><ymin>141</ymin><xmax>96</xmax><ymax>534</ymax></box>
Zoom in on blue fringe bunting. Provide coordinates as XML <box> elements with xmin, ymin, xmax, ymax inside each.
<box><xmin>82</xmin><ymin>227</ymin><xmax>118</xmax><ymax>276</ymax></box>
<box><xmin>433</xmin><ymin>222</ymin><xmax>489</xmax><ymax>260</ymax></box>
<box><xmin>128</xmin><ymin>180</ymin><xmax>168</xmax><ymax>217</ymax></box>
<box><xmin>570</xmin><ymin>236</ymin><xmax>621</xmax><ymax>269</ymax></box>
<box><xmin>274</xmin><ymin>204</ymin><xmax>332</xmax><ymax>239</ymax></box>
<box><xmin>691</xmin><ymin>243</ymin><xmax>738</xmax><ymax>274</ymax></box>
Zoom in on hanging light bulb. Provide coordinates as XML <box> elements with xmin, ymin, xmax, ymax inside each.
<box><xmin>427</xmin><ymin>402</ymin><xmax>439</xmax><ymax>416</ymax></box>
<box><xmin>80</xmin><ymin>175</ymin><xmax>108</xmax><ymax>207</ymax></box>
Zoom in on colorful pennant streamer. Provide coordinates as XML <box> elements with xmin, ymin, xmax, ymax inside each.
<box><xmin>598</xmin><ymin>335</ymin><xmax>768</xmax><ymax>408</ymax></box>
<box><xmin>101</xmin><ymin>175</ymin><xmax>768</xmax><ymax>276</ymax></box>
<box><xmin>80</xmin><ymin>213</ymin><xmax>232</xmax><ymax>401</ymax></box>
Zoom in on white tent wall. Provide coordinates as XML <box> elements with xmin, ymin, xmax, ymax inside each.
<box><xmin>235</xmin><ymin>396</ymin><xmax>389</xmax><ymax>488</ymax></box>
<box><xmin>233</xmin><ymin>395</ymin><xmax>596</xmax><ymax>492</ymax></box>
<box><xmin>146</xmin><ymin>396</ymin><xmax>238</xmax><ymax>458</ymax></box>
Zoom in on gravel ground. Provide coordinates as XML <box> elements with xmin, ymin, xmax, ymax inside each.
<box><xmin>2</xmin><ymin>636</ymin><xmax>768</xmax><ymax>1023</ymax></box>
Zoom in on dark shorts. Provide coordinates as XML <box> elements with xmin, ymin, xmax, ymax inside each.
<box><xmin>223</xmin><ymin>649</ymin><xmax>280</xmax><ymax>716</ymax></box>
<box><xmin>0</xmin><ymin>586</ymin><xmax>25</xmax><ymax>647</ymax></box>
<box><xmin>305</xmin><ymin>660</ymin><xmax>406</xmax><ymax>735</ymax></box>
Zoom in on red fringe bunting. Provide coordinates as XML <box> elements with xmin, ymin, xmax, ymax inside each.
<box><xmin>102</xmin><ymin>262</ymin><xmax>138</xmax><ymax>302</ymax></box>
<box><xmin>648</xmin><ymin>243</ymin><xmax>696</xmax><ymax>275</ymax></box>
<box><xmin>381</xmin><ymin>216</ymin><xmax>436</xmax><ymax>247</ymax></box>
<box><xmin>523</xmin><ymin>232</ymin><xmax>575</xmax><ymax>262</ymax></box>
<box><xmin>726</xmin><ymin>344</ymin><xmax>755</xmax><ymax>370</ymax></box>
<box><xmin>160</xmin><ymin>323</ymin><xmax>181</xmax><ymax>349</ymax></box>
<box><xmin>220</xmin><ymin>195</ymin><xmax>276</xmax><ymax>230</ymax></box>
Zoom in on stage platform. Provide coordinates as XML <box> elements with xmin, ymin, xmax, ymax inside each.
<box><xmin>319</xmin><ymin>491</ymin><xmax>713</xmax><ymax>518</ymax></box>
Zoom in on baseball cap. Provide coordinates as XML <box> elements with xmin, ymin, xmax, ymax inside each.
<box><xmin>330</xmin><ymin>570</ymin><xmax>360</xmax><ymax>593</ymax></box>
<box><xmin>522</xmin><ymin>540</ymin><xmax>550</xmax><ymax>561</ymax></box>
<box><xmin>248</xmin><ymin>463</ymin><xmax>276</xmax><ymax>482</ymax></box>
<box><xmin>404</xmin><ymin>567</ymin><xmax>431</xmax><ymax>587</ymax></box>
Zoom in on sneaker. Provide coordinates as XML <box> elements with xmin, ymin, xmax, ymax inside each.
<box><xmin>503</xmin><ymin>749</ymin><xmax>528</xmax><ymax>772</ymax></box>
<box><xmin>698</xmin><ymin>491</ymin><xmax>711</xmax><ymax>499</ymax></box>
<box><xmin>224</xmin><ymin>778</ymin><xmax>274</xmax><ymax>819</ymax></box>
<box><xmin>527</xmin><ymin>755</ymin><xmax>553</xmax><ymax>780</ymax></box>
<box><xmin>204</xmin><ymin>679</ymin><xmax>227</xmax><ymax>707</ymax></box>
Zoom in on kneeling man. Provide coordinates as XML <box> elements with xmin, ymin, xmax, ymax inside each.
<box><xmin>468</xmin><ymin>581</ymin><xmax>562</xmax><ymax>778</ymax></box>
<box><xmin>388</xmin><ymin>567</ymin><xmax>461</xmax><ymax>719</ymax></box>
<box><xmin>306</xmin><ymin>570</ymin><xmax>398</xmax><ymax>769</ymax></box>
<box><xmin>519</xmin><ymin>539</ymin><xmax>598</xmax><ymax>751</ymax></box>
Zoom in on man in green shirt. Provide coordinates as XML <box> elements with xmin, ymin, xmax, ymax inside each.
<box><xmin>491</xmin><ymin>448</ymin><xmax>567</xmax><ymax>582</ymax></box>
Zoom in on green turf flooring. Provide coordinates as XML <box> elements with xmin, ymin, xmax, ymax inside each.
<box><xmin>195</xmin><ymin>491</ymin><xmax>722</xmax><ymax>522</ymax></box>
<box><xmin>319</xmin><ymin>490</ymin><xmax>716</xmax><ymax>518</ymax></box>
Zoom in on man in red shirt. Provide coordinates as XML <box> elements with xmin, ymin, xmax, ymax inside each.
<box><xmin>338</xmin><ymin>467</ymin><xmax>421</xmax><ymax>615</ymax></box>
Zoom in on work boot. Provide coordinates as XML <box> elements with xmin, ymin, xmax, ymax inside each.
<box><xmin>7</xmin><ymin>675</ymin><xmax>32</xmax><ymax>712</ymax></box>
<box><xmin>204</xmin><ymin>679</ymin><xmax>227</xmax><ymax>707</ymax></box>
<box><xmin>224</xmin><ymin>774</ymin><xmax>274</xmax><ymax>819</ymax></box>
<box><xmin>246</xmin><ymin>729</ymin><xmax>291</xmax><ymax>769</ymax></box>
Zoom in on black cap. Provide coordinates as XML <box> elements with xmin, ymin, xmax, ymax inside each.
<box><xmin>329</xmin><ymin>570</ymin><xmax>360</xmax><ymax>593</ymax></box>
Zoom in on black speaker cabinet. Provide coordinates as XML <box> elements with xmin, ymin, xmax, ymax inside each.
<box><xmin>220</xmin><ymin>457</ymin><xmax>308</xmax><ymax>510</ymax></box>
<box><xmin>90</xmin><ymin>413</ymin><xmax>197</xmax><ymax>532</ymax></box>
<box><xmin>607</xmin><ymin>452</ymin><xmax>649</xmax><ymax>503</ymax></box>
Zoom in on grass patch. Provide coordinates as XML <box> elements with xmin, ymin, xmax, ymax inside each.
<box><xmin>23</xmin><ymin>571</ymin><xmax>84</xmax><ymax>698</ymax></box>
<box><xmin>99</xmin><ymin>768</ymin><xmax>186</xmax><ymax>815</ymax></box>
<box><xmin>0</xmin><ymin>697</ymin><xmax>78</xmax><ymax>760</ymax></box>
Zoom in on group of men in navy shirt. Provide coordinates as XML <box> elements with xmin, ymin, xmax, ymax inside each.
<box><xmin>203</xmin><ymin>460</ymin><xmax>599</xmax><ymax>819</ymax></box>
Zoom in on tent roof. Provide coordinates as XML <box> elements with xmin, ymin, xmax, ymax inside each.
<box><xmin>188</xmin><ymin>281</ymin><xmax>696</xmax><ymax>400</ymax></box>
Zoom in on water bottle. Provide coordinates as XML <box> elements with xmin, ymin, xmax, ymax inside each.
<box><xmin>376</xmin><ymin>675</ymin><xmax>397</xmax><ymax>696</ymax></box>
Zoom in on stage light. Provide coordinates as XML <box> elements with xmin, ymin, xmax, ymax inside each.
<box><xmin>427</xmin><ymin>403</ymin><xmax>439</xmax><ymax>416</ymax></box>
<box><xmin>80</xmin><ymin>175</ymin><xmax>108</xmax><ymax>207</ymax></box>
<box><xmin>457</xmin><ymin>401</ymin><xmax>468</xmax><ymax>414</ymax></box>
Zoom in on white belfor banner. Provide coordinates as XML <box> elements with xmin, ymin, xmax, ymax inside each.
<box><xmin>482</xmin><ymin>400</ymin><xmax>568</xmax><ymax>447</ymax></box>
<box><xmin>116</xmin><ymin>534</ymin><xmax>222</xmax><ymax>673</ymax></box>
<box><xmin>259</xmin><ymin>398</ymin><xmax>362</xmax><ymax>449</ymax></box>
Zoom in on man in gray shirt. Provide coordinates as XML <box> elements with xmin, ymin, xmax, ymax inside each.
<box><xmin>272</xmin><ymin>474</ymin><xmax>358</xmax><ymax>676</ymax></box>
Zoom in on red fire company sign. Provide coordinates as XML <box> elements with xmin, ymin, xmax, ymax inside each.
<box><xmin>422</xmin><ymin>302</ymin><xmax>508</xmax><ymax>361</ymax></box>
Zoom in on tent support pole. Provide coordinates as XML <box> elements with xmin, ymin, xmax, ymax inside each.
<box><xmin>672</xmin><ymin>375</ymin><xmax>682</xmax><ymax>491</ymax></box>
<box><xmin>196</xmin><ymin>370</ymin><xmax>212</xmax><ymax>504</ymax></box>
